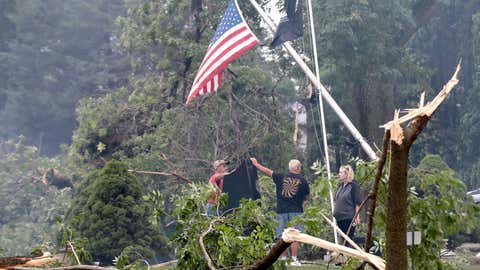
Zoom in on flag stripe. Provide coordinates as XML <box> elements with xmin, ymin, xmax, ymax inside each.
<box><xmin>196</xmin><ymin>25</ymin><xmax>248</xmax><ymax>73</ymax></box>
<box><xmin>192</xmin><ymin>26</ymin><xmax>254</xmax><ymax>90</ymax></box>
<box><xmin>187</xmin><ymin>37</ymin><xmax>257</xmax><ymax>103</ymax></box>
<box><xmin>191</xmin><ymin>32</ymin><xmax>257</xmax><ymax>92</ymax></box>
<box><xmin>186</xmin><ymin>0</ymin><xmax>259</xmax><ymax>105</ymax></box>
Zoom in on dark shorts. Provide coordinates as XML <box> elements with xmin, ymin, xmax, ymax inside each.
<box><xmin>276</xmin><ymin>212</ymin><xmax>304</xmax><ymax>238</ymax></box>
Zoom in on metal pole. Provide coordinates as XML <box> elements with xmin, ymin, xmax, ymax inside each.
<box><xmin>247</xmin><ymin>0</ymin><xmax>378</xmax><ymax>161</ymax></box>
<box><xmin>306</xmin><ymin>0</ymin><xmax>338</xmax><ymax>244</ymax></box>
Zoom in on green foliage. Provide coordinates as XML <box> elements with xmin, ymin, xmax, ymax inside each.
<box><xmin>56</xmin><ymin>218</ymin><xmax>92</xmax><ymax>265</ymax></box>
<box><xmin>143</xmin><ymin>190</ymin><xmax>166</xmax><ymax>226</ymax></box>
<box><xmin>408</xmin><ymin>155</ymin><xmax>480</xmax><ymax>269</ymax></box>
<box><xmin>114</xmin><ymin>245</ymin><xmax>152</xmax><ymax>270</ymax></box>
<box><xmin>0</xmin><ymin>138</ymin><xmax>72</xmax><ymax>256</ymax></box>
<box><xmin>66</xmin><ymin>161</ymin><xmax>167</xmax><ymax>265</ymax></box>
<box><xmin>30</xmin><ymin>247</ymin><xmax>43</xmax><ymax>257</ymax></box>
<box><xmin>295</xmin><ymin>155</ymin><xmax>479</xmax><ymax>270</ymax></box>
<box><xmin>69</xmin><ymin>0</ymin><xmax>299</xmax><ymax>207</ymax></box>
<box><xmin>169</xmin><ymin>183</ymin><xmax>277</xmax><ymax>269</ymax></box>
<box><xmin>296</xmin><ymin>161</ymin><xmax>337</xmax><ymax>237</ymax></box>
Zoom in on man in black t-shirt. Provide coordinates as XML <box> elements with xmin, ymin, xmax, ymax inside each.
<box><xmin>250</xmin><ymin>157</ymin><xmax>310</xmax><ymax>266</ymax></box>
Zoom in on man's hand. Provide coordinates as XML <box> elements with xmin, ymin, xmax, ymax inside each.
<box><xmin>249</xmin><ymin>157</ymin><xmax>273</xmax><ymax>177</ymax></box>
<box><xmin>250</xmin><ymin>157</ymin><xmax>259</xmax><ymax>167</ymax></box>
<box><xmin>215</xmin><ymin>171</ymin><xmax>231</xmax><ymax>179</ymax></box>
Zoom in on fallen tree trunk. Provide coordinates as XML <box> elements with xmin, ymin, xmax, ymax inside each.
<box><xmin>0</xmin><ymin>252</ymin><xmax>55</xmax><ymax>269</ymax></box>
<box><xmin>0</xmin><ymin>257</ymin><xmax>33</xmax><ymax>268</ymax></box>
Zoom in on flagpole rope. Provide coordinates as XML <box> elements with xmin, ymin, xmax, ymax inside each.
<box><xmin>298</xmin><ymin>4</ymin><xmax>326</xmax><ymax>163</ymax></box>
<box><xmin>304</xmin><ymin>0</ymin><xmax>338</xmax><ymax>244</ymax></box>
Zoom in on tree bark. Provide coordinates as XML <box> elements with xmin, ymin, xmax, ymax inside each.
<box><xmin>243</xmin><ymin>239</ymin><xmax>291</xmax><ymax>270</ymax></box>
<box><xmin>385</xmin><ymin>140</ymin><xmax>409</xmax><ymax>270</ymax></box>
<box><xmin>385</xmin><ymin>115</ymin><xmax>430</xmax><ymax>270</ymax></box>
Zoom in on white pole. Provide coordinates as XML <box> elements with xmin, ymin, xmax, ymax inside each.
<box><xmin>306</xmin><ymin>0</ymin><xmax>338</xmax><ymax>244</ymax></box>
<box><xmin>247</xmin><ymin>0</ymin><xmax>378</xmax><ymax>161</ymax></box>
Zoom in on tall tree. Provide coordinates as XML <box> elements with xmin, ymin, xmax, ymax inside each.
<box><xmin>0</xmin><ymin>0</ymin><xmax>129</xmax><ymax>155</ymax></box>
<box><xmin>408</xmin><ymin>0</ymin><xmax>480</xmax><ymax>188</ymax></box>
<box><xmin>304</xmin><ymin>0</ymin><xmax>430</xmax><ymax>164</ymax></box>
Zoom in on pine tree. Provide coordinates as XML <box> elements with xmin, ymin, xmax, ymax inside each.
<box><xmin>67</xmin><ymin>161</ymin><xmax>167</xmax><ymax>264</ymax></box>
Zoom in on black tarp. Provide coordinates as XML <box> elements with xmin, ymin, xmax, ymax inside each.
<box><xmin>222</xmin><ymin>160</ymin><xmax>261</xmax><ymax>211</ymax></box>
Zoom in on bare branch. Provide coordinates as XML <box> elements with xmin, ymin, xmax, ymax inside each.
<box><xmin>365</xmin><ymin>130</ymin><xmax>390</xmax><ymax>253</ymax></box>
<box><xmin>199</xmin><ymin>218</ymin><xmax>224</xmax><ymax>270</ymax></box>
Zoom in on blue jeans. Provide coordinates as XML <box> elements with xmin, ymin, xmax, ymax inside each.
<box><xmin>205</xmin><ymin>203</ymin><xmax>219</xmax><ymax>216</ymax></box>
<box><xmin>276</xmin><ymin>212</ymin><xmax>304</xmax><ymax>238</ymax></box>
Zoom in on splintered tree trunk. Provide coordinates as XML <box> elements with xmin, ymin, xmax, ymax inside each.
<box><xmin>385</xmin><ymin>115</ymin><xmax>432</xmax><ymax>270</ymax></box>
<box><xmin>385</xmin><ymin>141</ymin><xmax>409</xmax><ymax>269</ymax></box>
<box><xmin>382</xmin><ymin>63</ymin><xmax>460</xmax><ymax>269</ymax></box>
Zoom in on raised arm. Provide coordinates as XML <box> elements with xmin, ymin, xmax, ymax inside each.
<box><xmin>250</xmin><ymin>157</ymin><xmax>273</xmax><ymax>177</ymax></box>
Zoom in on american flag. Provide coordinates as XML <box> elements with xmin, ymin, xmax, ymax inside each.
<box><xmin>186</xmin><ymin>0</ymin><xmax>259</xmax><ymax>105</ymax></box>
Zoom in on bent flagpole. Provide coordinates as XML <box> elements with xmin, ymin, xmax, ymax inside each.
<box><xmin>247</xmin><ymin>0</ymin><xmax>378</xmax><ymax>161</ymax></box>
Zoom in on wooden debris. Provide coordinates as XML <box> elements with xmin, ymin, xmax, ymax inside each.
<box><xmin>390</xmin><ymin>109</ymin><xmax>404</xmax><ymax>145</ymax></box>
<box><xmin>282</xmin><ymin>228</ymin><xmax>385</xmax><ymax>270</ymax></box>
<box><xmin>0</xmin><ymin>252</ymin><xmax>55</xmax><ymax>270</ymax></box>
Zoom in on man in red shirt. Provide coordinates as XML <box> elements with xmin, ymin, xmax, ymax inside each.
<box><xmin>205</xmin><ymin>160</ymin><xmax>230</xmax><ymax>215</ymax></box>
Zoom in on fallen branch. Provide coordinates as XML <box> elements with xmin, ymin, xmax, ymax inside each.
<box><xmin>243</xmin><ymin>238</ymin><xmax>291</xmax><ymax>270</ymax></box>
<box><xmin>0</xmin><ymin>257</ymin><xmax>33</xmax><ymax>268</ymax></box>
<box><xmin>282</xmin><ymin>228</ymin><xmax>385</xmax><ymax>270</ymax></box>
<box><xmin>321</xmin><ymin>215</ymin><xmax>383</xmax><ymax>270</ymax></box>
<box><xmin>1</xmin><ymin>253</ymin><xmax>54</xmax><ymax>269</ymax></box>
